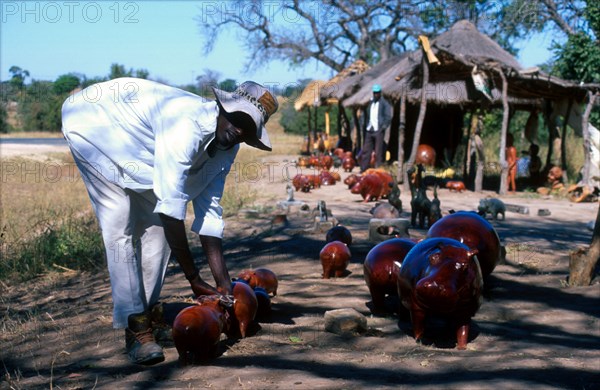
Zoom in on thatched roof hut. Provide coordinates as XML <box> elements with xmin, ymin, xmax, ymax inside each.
<box><xmin>343</xmin><ymin>20</ymin><xmax>593</xmax><ymax>108</ymax></box>
<box><xmin>335</xmin><ymin>20</ymin><xmax>599</xmax><ymax>193</ymax></box>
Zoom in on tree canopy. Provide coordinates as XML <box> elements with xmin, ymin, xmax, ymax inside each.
<box><xmin>196</xmin><ymin>0</ymin><xmax>590</xmax><ymax>72</ymax></box>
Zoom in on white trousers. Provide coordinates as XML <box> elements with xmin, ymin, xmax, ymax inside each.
<box><xmin>71</xmin><ymin>149</ymin><xmax>171</xmax><ymax>329</ymax></box>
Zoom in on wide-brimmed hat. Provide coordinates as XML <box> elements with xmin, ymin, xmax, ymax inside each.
<box><xmin>212</xmin><ymin>81</ymin><xmax>278</xmax><ymax>151</ymax></box>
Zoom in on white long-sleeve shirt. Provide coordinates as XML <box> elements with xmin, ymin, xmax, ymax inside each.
<box><xmin>61</xmin><ymin>78</ymin><xmax>238</xmax><ymax>238</ymax></box>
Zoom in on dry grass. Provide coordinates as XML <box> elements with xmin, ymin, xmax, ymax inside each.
<box><xmin>0</xmin><ymin>131</ymin><xmax>64</xmax><ymax>138</ymax></box>
<box><xmin>0</xmin><ymin>152</ymin><xmax>102</xmax><ymax>280</ymax></box>
<box><xmin>0</xmin><ymin>110</ymin><xmax>304</xmax><ymax>281</ymax></box>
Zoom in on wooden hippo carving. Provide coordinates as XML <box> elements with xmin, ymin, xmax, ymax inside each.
<box><xmin>445</xmin><ymin>181</ymin><xmax>466</xmax><ymax>192</ymax></box>
<box><xmin>320</xmin><ymin>170</ymin><xmax>337</xmax><ymax>186</ymax></box>
<box><xmin>344</xmin><ymin>173</ymin><xmax>361</xmax><ymax>189</ymax></box>
<box><xmin>253</xmin><ymin>287</ymin><xmax>272</xmax><ymax>318</ymax></box>
<box><xmin>172</xmin><ymin>295</ymin><xmax>229</xmax><ymax>364</ymax></box>
<box><xmin>351</xmin><ymin>173</ymin><xmax>384</xmax><ymax>202</ymax></box>
<box><xmin>395</xmin><ymin>237</ymin><xmax>483</xmax><ymax>350</ymax></box>
<box><xmin>228</xmin><ymin>281</ymin><xmax>258</xmax><ymax>338</ymax></box>
<box><xmin>427</xmin><ymin>211</ymin><xmax>501</xmax><ymax>278</ymax></box>
<box><xmin>326</xmin><ymin>225</ymin><xmax>353</xmax><ymax>246</ymax></box>
<box><xmin>319</xmin><ymin>155</ymin><xmax>333</xmax><ymax>170</ymax></box>
<box><xmin>320</xmin><ymin>241</ymin><xmax>351</xmax><ymax>279</ymax></box>
<box><xmin>363</xmin><ymin>238</ymin><xmax>416</xmax><ymax>313</ymax></box>
<box><xmin>292</xmin><ymin>174</ymin><xmax>311</xmax><ymax>193</ymax></box>
<box><xmin>237</xmin><ymin>268</ymin><xmax>278</xmax><ymax>296</ymax></box>
<box><xmin>342</xmin><ymin>156</ymin><xmax>356</xmax><ymax>172</ymax></box>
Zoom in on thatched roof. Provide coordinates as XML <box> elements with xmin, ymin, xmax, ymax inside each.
<box><xmin>293</xmin><ymin>80</ymin><xmax>330</xmax><ymax>111</ymax></box>
<box><xmin>342</xmin><ymin>20</ymin><xmax>594</xmax><ymax>108</ymax></box>
<box><xmin>321</xmin><ymin>56</ymin><xmax>402</xmax><ymax>103</ymax></box>
<box><xmin>294</xmin><ymin>59</ymin><xmax>370</xmax><ymax>111</ymax></box>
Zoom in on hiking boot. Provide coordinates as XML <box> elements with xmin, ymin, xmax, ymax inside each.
<box><xmin>125</xmin><ymin>312</ymin><xmax>165</xmax><ymax>366</ymax></box>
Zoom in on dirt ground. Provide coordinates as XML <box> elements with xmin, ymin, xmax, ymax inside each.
<box><xmin>1</xmin><ymin>150</ymin><xmax>599</xmax><ymax>390</ymax></box>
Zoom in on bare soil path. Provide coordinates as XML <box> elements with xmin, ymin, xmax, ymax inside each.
<box><xmin>1</xmin><ymin>152</ymin><xmax>599</xmax><ymax>390</ymax></box>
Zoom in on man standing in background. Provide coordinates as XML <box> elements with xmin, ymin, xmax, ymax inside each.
<box><xmin>360</xmin><ymin>84</ymin><xmax>393</xmax><ymax>171</ymax></box>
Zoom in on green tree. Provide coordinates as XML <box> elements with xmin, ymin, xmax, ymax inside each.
<box><xmin>53</xmin><ymin>74</ymin><xmax>80</xmax><ymax>95</ymax></box>
<box><xmin>109</xmin><ymin>63</ymin><xmax>130</xmax><ymax>79</ymax></box>
<box><xmin>8</xmin><ymin>66</ymin><xmax>29</xmax><ymax>89</ymax></box>
<box><xmin>0</xmin><ymin>102</ymin><xmax>8</xmax><ymax>133</ymax></box>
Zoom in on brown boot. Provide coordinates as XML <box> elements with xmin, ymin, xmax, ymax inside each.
<box><xmin>125</xmin><ymin>312</ymin><xmax>165</xmax><ymax>365</ymax></box>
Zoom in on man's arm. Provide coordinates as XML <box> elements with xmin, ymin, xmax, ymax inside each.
<box><xmin>158</xmin><ymin>213</ymin><xmax>221</xmax><ymax>297</ymax></box>
<box><xmin>199</xmin><ymin>235</ymin><xmax>232</xmax><ymax>295</ymax></box>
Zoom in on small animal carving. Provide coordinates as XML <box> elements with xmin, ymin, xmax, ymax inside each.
<box><xmin>364</xmin><ymin>169</ymin><xmax>394</xmax><ymax>198</ymax></box>
<box><xmin>237</xmin><ymin>268</ymin><xmax>278</xmax><ymax>296</ymax></box>
<box><xmin>363</xmin><ymin>238</ymin><xmax>416</xmax><ymax>313</ymax></box>
<box><xmin>253</xmin><ymin>287</ymin><xmax>272</xmax><ymax>318</ymax></box>
<box><xmin>307</xmin><ymin>174</ymin><xmax>322</xmax><ymax>189</ymax></box>
<box><xmin>388</xmin><ymin>180</ymin><xmax>402</xmax><ymax>213</ymax></box>
<box><xmin>429</xmin><ymin>185</ymin><xmax>442</xmax><ymax>225</ymax></box>
<box><xmin>344</xmin><ymin>173</ymin><xmax>361</xmax><ymax>189</ymax></box>
<box><xmin>319</xmin><ymin>155</ymin><xmax>333</xmax><ymax>170</ymax></box>
<box><xmin>370</xmin><ymin>203</ymin><xmax>400</xmax><ymax>219</ymax></box>
<box><xmin>351</xmin><ymin>173</ymin><xmax>384</xmax><ymax>202</ymax></box>
<box><xmin>319</xmin><ymin>170</ymin><xmax>337</xmax><ymax>186</ymax></box>
<box><xmin>409</xmin><ymin>164</ymin><xmax>432</xmax><ymax>228</ymax></box>
<box><xmin>342</xmin><ymin>156</ymin><xmax>356</xmax><ymax>172</ymax></box>
<box><xmin>477</xmin><ymin>198</ymin><xmax>506</xmax><ymax>221</ymax></box>
<box><xmin>326</xmin><ymin>225</ymin><xmax>352</xmax><ymax>246</ymax></box>
<box><xmin>297</xmin><ymin>157</ymin><xmax>309</xmax><ymax>168</ymax></box>
<box><xmin>319</xmin><ymin>241</ymin><xmax>351</xmax><ymax>279</ymax></box>
<box><xmin>172</xmin><ymin>295</ymin><xmax>229</xmax><ymax>364</ymax></box>
<box><xmin>333</xmin><ymin>148</ymin><xmax>345</xmax><ymax>159</ymax></box>
<box><xmin>308</xmin><ymin>155</ymin><xmax>320</xmax><ymax>168</ymax></box>
<box><xmin>228</xmin><ymin>281</ymin><xmax>258</xmax><ymax>338</ymax></box>
<box><xmin>292</xmin><ymin>174</ymin><xmax>311</xmax><ymax>193</ymax></box>
<box><xmin>427</xmin><ymin>211</ymin><xmax>501</xmax><ymax>278</ymax></box>
<box><xmin>396</xmin><ymin>237</ymin><xmax>483</xmax><ymax>350</ymax></box>
<box><xmin>445</xmin><ymin>181</ymin><xmax>466</xmax><ymax>192</ymax></box>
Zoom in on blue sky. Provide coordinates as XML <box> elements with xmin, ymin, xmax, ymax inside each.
<box><xmin>1</xmin><ymin>1</ymin><xmax>560</xmax><ymax>88</ymax></box>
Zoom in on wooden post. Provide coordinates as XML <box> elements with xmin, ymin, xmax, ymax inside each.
<box><xmin>560</xmin><ymin>99</ymin><xmax>573</xmax><ymax>184</ymax></box>
<box><xmin>569</xmin><ymin>202</ymin><xmax>600</xmax><ymax>286</ymax></box>
<box><xmin>336</xmin><ymin>101</ymin><xmax>342</xmax><ymax>137</ymax></box>
<box><xmin>498</xmin><ymin>68</ymin><xmax>509</xmax><ymax>195</ymax></box>
<box><xmin>463</xmin><ymin>111</ymin><xmax>475</xmax><ymax>181</ymax></box>
<box><xmin>473</xmin><ymin>118</ymin><xmax>486</xmax><ymax>193</ymax></box>
<box><xmin>406</xmin><ymin>55</ymin><xmax>429</xmax><ymax>172</ymax></box>
<box><xmin>581</xmin><ymin>92</ymin><xmax>598</xmax><ymax>186</ymax></box>
<box><xmin>398</xmin><ymin>92</ymin><xmax>407</xmax><ymax>185</ymax></box>
<box><xmin>325</xmin><ymin>110</ymin><xmax>330</xmax><ymax>136</ymax></box>
<box><xmin>306</xmin><ymin>106</ymin><xmax>312</xmax><ymax>155</ymax></box>
<box><xmin>313</xmin><ymin>105</ymin><xmax>318</xmax><ymax>141</ymax></box>
<box><xmin>352</xmin><ymin>107</ymin><xmax>361</xmax><ymax>154</ymax></box>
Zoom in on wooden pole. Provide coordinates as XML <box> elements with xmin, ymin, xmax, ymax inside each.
<box><xmin>336</xmin><ymin>101</ymin><xmax>342</xmax><ymax>137</ymax></box>
<box><xmin>406</xmin><ymin>55</ymin><xmax>430</xmax><ymax>171</ymax></box>
<box><xmin>306</xmin><ymin>107</ymin><xmax>312</xmax><ymax>155</ymax></box>
<box><xmin>581</xmin><ymin>91</ymin><xmax>598</xmax><ymax>186</ymax></box>
<box><xmin>352</xmin><ymin>107</ymin><xmax>361</xmax><ymax>155</ymax></box>
<box><xmin>569</xmin><ymin>202</ymin><xmax>600</xmax><ymax>286</ymax></box>
<box><xmin>498</xmin><ymin>68</ymin><xmax>509</xmax><ymax>195</ymax></box>
<box><xmin>398</xmin><ymin>92</ymin><xmax>407</xmax><ymax>185</ymax></box>
<box><xmin>560</xmin><ymin>99</ymin><xmax>573</xmax><ymax>184</ymax></box>
<box><xmin>325</xmin><ymin>110</ymin><xmax>330</xmax><ymax>136</ymax></box>
<box><xmin>463</xmin><ymin>111</ymin><xmax>475</xmax><ymax>181</ymax></box>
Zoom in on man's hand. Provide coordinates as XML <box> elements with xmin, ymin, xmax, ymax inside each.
<box><xmin>188</xmin><ymin>274</ymin><xmax>220</xmax><ymax>297</ymax></box>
